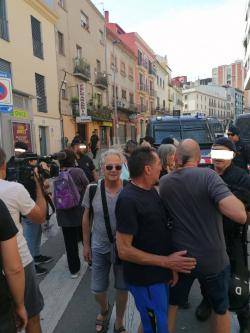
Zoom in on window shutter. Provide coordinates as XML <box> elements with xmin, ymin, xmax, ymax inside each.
<box><xmin>35</xmin><ymin>73</ymin><xmax>47</xmax><ymax>113</ymax></box>
<box><xmin>31</xmin><ymin>16</ymin><xmax>43</xmax><ymax>59</ymax></box>
<box><xmin>0</xmin><ymin>58</ymin><xmax>11</xmax><ymax>74</ymax></box>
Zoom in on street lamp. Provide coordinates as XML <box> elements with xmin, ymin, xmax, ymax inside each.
<box><xmin>112</xmin><ymin>39</ymin><xmax>120</xmax><ymax>145</ymax></box>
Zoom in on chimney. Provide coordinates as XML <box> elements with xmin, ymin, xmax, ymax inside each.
<box><xmin>104</xmin><ymin>10</ymin><xmax>109</xmax><ymax>23</ymax></box>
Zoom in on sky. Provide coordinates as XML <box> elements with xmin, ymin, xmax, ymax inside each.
<box><xmin>95</xmin><ymin>0</ymin><xmax>247</xmax><ymax>81</ymax></box>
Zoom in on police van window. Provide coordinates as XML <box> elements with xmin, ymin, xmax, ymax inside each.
<box><xmin>181</xmin><ymin>121</ymin><xmax>212</xmax><ymax>144</ymax></box>
<box><xmin>153</xmin><ymin>123</ymin><xmax>181</xmax><ymax>144</ymax></box>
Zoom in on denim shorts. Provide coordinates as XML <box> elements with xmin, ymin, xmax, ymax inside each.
<box><xmin>91</xmin><ymin>251</ymin><xmax>127</xmax><ymax>294</ymax></box>
<box><xmin>170</xmin><ymin>265</ymin><xmax>231</xmax><ymax>314</ymax></box>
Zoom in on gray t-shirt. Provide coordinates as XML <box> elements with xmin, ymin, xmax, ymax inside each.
<box><xmin>82</xmin><ymin>183</ymin><xmax>122</xmax><ymax>254</ymax></box>
<box><xmin>159</xmin><ymin>167</ymin><xmax>232</xmax><ymax>274</ymax></box>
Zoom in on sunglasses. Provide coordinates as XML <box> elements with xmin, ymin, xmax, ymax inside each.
<box><xmin>227</xmin><ymin>133</ymin><xmax>235</xmax><ymax>137</ymax></box>
<box><xmin>105</xmin><ymin>164</ymin><xmax>122</xmax><ymax>171</ymax></box>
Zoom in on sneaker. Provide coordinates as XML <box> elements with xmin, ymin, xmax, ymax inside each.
<box><xmin>34</xmin><ymin>255</ymin><xmax>53</xmax><ymax>265</ymax></box>
<box><xmin>35</xmin><ymin>265</ymin><xmax>48</xmax><ymax>277</ymax></box>
<box><xmin>195</xmin><ymin>298</ymin><xmax>212</xmax><ymax>322</ymax></box>
<box><xmin>71</xmin><ymin>271</ymin><xmax>80</xmax><ymax>279</ymax></box>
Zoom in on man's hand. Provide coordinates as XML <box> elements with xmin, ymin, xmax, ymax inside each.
<box><xmin>163</xmin><ymin>250</ymin><xmax>196</xmax><ymax>273</ymax></box>
<box><xmin>169</xmin><ymin>271</ymin><xmax>179</xmax><ymax>287</ymax></box>
<box><xmin>15</xmin><ymin>304</ymin><xmax>28</xmax><ymax>331</ymax></box>
<box><xmin>83</xmin><ymin>245</ymin><xmax>92</xmax><ymax>263</ymax></box>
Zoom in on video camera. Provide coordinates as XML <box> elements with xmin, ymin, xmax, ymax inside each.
<box><xmin>7</xmin><ymin>151</ymin><xmax>66</xmax><ymax>184</ymax></box>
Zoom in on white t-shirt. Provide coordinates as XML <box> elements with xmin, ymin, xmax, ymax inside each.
<box><xmin>0</xmin><ymin>180</ymin><xmax>35</xmax><ymax>267</ymax></box>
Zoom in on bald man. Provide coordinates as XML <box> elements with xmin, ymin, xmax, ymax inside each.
<box><xmin>159</xmin><ymin>139</ymin><xmax>247</xmax><ymax>333</ymax></box>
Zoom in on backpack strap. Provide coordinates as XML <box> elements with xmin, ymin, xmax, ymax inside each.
<box><xmin>89</xmin><ymin>183</ymin><xmax>98</xmax><ymax>219</ymax></box>
<box><xmin>100</xmin><ymin>179</ymin><xmax>114</xmax><ymax>244</ymax></box>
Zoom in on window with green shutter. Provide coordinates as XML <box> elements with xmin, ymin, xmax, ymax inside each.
<box><xmin>31</xmin><ymin>16</ymin><xmax>43</xmax><ymax>59</ymax></box>
<box><xmin>35</xmin><ymin>73</ymin><xmax>47</xmax><ymax>113</ymax></box>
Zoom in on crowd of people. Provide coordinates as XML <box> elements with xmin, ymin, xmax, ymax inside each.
<box><xmin>0</xmin><ymin>125</ymin><xmax>250</xmax><ymax>333</ymax></box>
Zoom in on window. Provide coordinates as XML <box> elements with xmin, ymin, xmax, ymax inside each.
<box><xmin>35</xmin><ymin>73</ymin><xmax>47</xmax><ymax>113</ymax></box>
<box><xmin>163</xmin><ymin>80</ymin><xmax>165</xmax><ymax>89</ymax></box>
<box><xmin>0</xmin><ymin>0</ymin><xmax>9</xmax><ymax>40</ymax></box>
<box><xmin>157</xmin><ymin>75</ymin><xmax>159</xmax><ymax>85</ymax></box>
<box><xmin>58</xmin><ymin>0</ymin><xmax>65</xmax><ymax>9</ymax></box>
<box><xmin>129</xmin><ymin>93</ymin><xmax>134</xmax><ymax>104</ymax></box>
<box><xmin>0</xmin><ymin>58</ymin><xmax>11</xmax><ymax>75</ymax></box>
<box><xmin>61</xmin><ymin>81</ymin><xmax>67</xmax><ymax>99</ymax></box>
<box><xmin>96</xmin><ymin>59</ymin><xmax>101</xmax><ymax>73</ymax></box>
<box><xmin>128</xmin><ymin>66</ymin><xmax>133</xmax><ymax>80</ymax></box>
<box><xmin>58</xmin><ymin>31</ymin><xmax>64</xmax><ymax>55</ymax></box>
<box><xmin>31</xmin><ymin>16</ymin><xmax>43</xmax><ymax>59</ymax></box>
<box><xmin>80</xmin><ymin>11</ymin><xmax>89</xmax><ymax>30</ymax></box>
<box><xmin>120</xmin><ymin>62</ymin><xmax>126</xmax><ymax>76</ymax></box>
<box><xmin>138</xmin><ymin>50</ymin><xmax>142</xmax><ymax>65</ymax></box>
<box><xmin>122</xmin><ymin>89</ymin><xmax>127</xmax><ymax>100</ymax></box>
<box><xmin>160</xmin><ymin>78</ymin><xmax>162</xmax><ymax>87</ymax></box>
<box><xmin>76</xmin><ymin>45</ymin><xmax>82</xmax><ymax>59</ymax></box>
<box><xmin>96</xmin><ymin>93</ymin><xmax>102</xmax><ymax>107</ymax></box>
<box><xmin>163</xmin><ymin>100</ymin><xmax>166</xmax><ymax>108</ymax></box>
<box><xmin>157</xmin><ymin>97</ymin><xmax>160</xmax><ymax>107</ymax></box>
<box><xmin>99</xmin><ymin>29</ymin><xmax>104</xmax><ymax>45</ymax></box>
<box><xmin>111</xmin><ymin>53</ymin><xmax>117</xmax><ymax>70</ymax></box>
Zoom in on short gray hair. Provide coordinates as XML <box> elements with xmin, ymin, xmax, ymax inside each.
<box><xmin>158</xmin><ymin>144</ymin><xmax>176</xmax><ymax>166</ymax></box>
<box><xmin>100</xmin><ymin>149</ymin><xmax>125</xmax><ymax>166</ymax></box>
<box><xmin>0</xmin><ymin>148</ymin><xmax>6</xmax><ymax>167</ymax></box>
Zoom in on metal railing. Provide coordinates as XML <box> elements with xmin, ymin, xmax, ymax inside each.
<box><xmin>73</xmin><ymin>57</ymin><xmax>91</xmax><ymax>80</ymax></box>
<box><xmin>95</xmin><ymin>72</ymin><xmax>108</xmax><ymax>89</ymax></box>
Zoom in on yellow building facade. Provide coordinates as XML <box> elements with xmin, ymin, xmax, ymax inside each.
<box><xmin>0</xmin><ymin>0</ymin><xmax>61</xmax><ymax>156</ymax></box>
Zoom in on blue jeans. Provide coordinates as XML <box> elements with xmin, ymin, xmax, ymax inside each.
<box><xmin>22</xmin><ymin>218</ymin><xmax>42</xmax><ymax>258</ymax></box>
<box><xmin>129</xmin><ymin>283</ymin><xmax>169</xmax><ymax>333</ymax></box>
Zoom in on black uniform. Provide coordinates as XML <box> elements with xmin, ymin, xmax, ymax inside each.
<box><xmin>233</xmin><ymin>140</ymin><xmax>250</xmax><ymax>172</ymax></box>
<box><xmin>221</xmin><ymin>164</ymin><xmax>250</xmax><ymax>331</ymax></box>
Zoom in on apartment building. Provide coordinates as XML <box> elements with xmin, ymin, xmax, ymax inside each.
<box><xmin>182</xmin><ymin>85</ymin><xmax>233</xmax><ymax>120</ymax></box>
<box><xmin>0</xmin><ymin>0</ymin><xmax>60</xmax><ymax>156</ymax></box>
<box><xmin>106</xmin><ymin>20</ymin><xmax>137</xmax><ymax>144</ymax></box>
<box><xmin>212</xmin><ymin>60</ymin><xmax>245</xmax><ymax>90</ymax></box>
<box><xmin>155</xmin><ymin>55</ymin><xmax>169</xmax><ymax>115</ymax></box>
<box><xmin>53</xmin><ymin>0</ymin><xmax>110</xmax><ymax>146</ymax></box>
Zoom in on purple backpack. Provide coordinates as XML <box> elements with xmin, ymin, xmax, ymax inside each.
<box><xmin>53</xmin><ymin>169</ymin><xmax>80</xmax><ymax>210</ymax></box>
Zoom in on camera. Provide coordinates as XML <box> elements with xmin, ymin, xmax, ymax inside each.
<box><xmin>6</xmin><ymin>152</ymin><xmax>65</xmax><ymax>184</ymax></box>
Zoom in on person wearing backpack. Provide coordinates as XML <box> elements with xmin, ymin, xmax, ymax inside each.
<box><xmin>82</xmin><ymin>149</ymin><xmax>128</xmax><ymax>333</ymax></box>
<box><xmin>54</xmin><ymin>149</ymin><xmax>89</xmax><ymax>278</ymax></box>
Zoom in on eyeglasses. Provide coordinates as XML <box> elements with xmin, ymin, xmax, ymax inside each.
<box><xmin>105</xmin><ymin>164</ymin><xmax>122</xmax><ymax>171</ymax></box>
<box><xmin>227</xmin><ymin>133</ymin><xmax>235</xmax><ymax>137</ymax></box>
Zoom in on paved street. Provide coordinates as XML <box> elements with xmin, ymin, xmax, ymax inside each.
<box><xmin>37</xmin><ymin>216</ymin><xmax>240</xmax><ymax>333</ymax></box>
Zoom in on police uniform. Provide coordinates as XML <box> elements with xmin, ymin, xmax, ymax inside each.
<box><xmin>233</xmin><ymin>140</ymin><xmax>250</xmax><ymax>172</ymax></box>
<box><xmin>221</xmin><ymin>164</ymin><xmax>250</xmax><ymax>332</ymax></box>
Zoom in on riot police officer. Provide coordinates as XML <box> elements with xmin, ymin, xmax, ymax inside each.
<box><xmin>227</xmin><ymin>125</ymin><xmax>250</xmax><ymax>172</ymax></box>
<box><xmin>195</xmin><ymin>137</ymin><xmax>250</xmax><ymax>333</ymax></box>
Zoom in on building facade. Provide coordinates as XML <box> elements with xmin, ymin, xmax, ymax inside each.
<box><xmin>212</xmin><ymin>60</ymin><xmax>245</xmax><ymax>90</ymax></box>
<box><xmin>0</xmin><ymin>0</ymin><xmax>60</xmax><ymax>156</ymax></box>
<box><xmin>106</xmin><ymin>21</ymin><xmax>137</xmax><ymax>144</ymax></box>
<box><xmin>53</xmin><ymin>0</ymin><xmax>110</xmax><ymax>146</ymax></box>
<box><xmin>182</xmin><ymin>85</ymin><xmax>233</xmax><ymax>120</ymax></box>
<box><xmin>155</xmin><ymin>55</ymin><xmax>169</xmax><ymax>115</ymax></box>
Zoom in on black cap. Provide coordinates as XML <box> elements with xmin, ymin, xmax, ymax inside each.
<box><xmin>71</xmin><ymin>138</ymin><xmax>82</xmax><ymax>147</ymax></box>
<box><xmin>228</xmin><ymin>125</ymin><xmax>240</xmax><ymax>136</ymax></box>
<box><xmin>161</xmin><ymin>137</ymin><xmax>174</xmax><ymax>145</ymax></box>
<box><xmin>213</xmin><ymin>137</ymin><xmax>236</xmax><ymax>152</ymax></box>
<box><xmin>14</xmin><ymin>141</ymin><xmax>28</xmax><ymax>151</ymax></box>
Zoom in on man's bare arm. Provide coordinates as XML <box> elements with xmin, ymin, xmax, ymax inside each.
<box><xmin>219</xmin><ymin>195</ymin><xmax>247</xmax><ymax>224</ymax></box>
<box><xmin>116</xmin><ymin>232</ymin><xmax>196</xmax><ymax>274</ymax></box>
<box><xmin>26</xmin><ymin>177</ymin><xmax>46</xmax><ymax>224</ymax></box>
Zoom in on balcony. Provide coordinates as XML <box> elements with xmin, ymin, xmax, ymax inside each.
<box><xmin>137</xmin><ymin>104</ymin><xmax>147</xmax><ymax>113</ymax></box>
<box><xmin>138</xmin><ymin>58</ymin><xmax>148</xmax><ymax>70</ymax></box>
<box><xmin>0</xmin><ymin>18</ymin><xmax>9</xmax><ymax>40</ymax></box>
<box><xmin>95</xmin><ymin>72</ymin><xmax>108</xmax><ymax>90</ymax></box>
<box><xmin>139</xmin><ymin>83</ymin><xmax>148</xmax><ymax>93</ymax></box>
<box><xmin>113</xmin><ymin>99</ymin><xmax>137</xmax><ymax>113</ymax></box>
<box><xmin>87</xmin><ymin>105</ymin><xmax>112</xmax><ymax>121</ymax></box>
<box><xmin>149</xmin><ymin>89</ymin><xmax>156</xmax><ymax>98</ymax></box>
<box><xmin>73</xmin><ymin>57</ymin><xmax>91</xmax><ymax>81</ymax></box>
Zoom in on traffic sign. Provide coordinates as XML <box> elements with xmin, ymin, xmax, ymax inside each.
<box><xmin>0</xmin><ymin>71</ymin><xmax>13</xmax><ymax>113</ymax></box>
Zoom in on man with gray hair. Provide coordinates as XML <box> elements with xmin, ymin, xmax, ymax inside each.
<box><xmin>82</xmin><ymin>149</ymin><xmax>128</xmax><ymax>333</ymax></box>
<box><xmin>160</xmin><ymin>139</ymin><xmax>247</xmax><ymax>333</ymax></box>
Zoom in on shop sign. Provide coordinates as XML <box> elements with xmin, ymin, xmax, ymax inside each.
<box><xmin>11</xmin><ymin>109</ymin><xmax>29</xmax><ymax>119</ymax></box>
<box><xmin>76</xmin><ymin>115</ymin><xmax>92</xmax><ymax>123</ymax></box>
<box><xmin>0</xmin><ymin>71</ymin><xmax>13</xmax><ymax>113</ymax></box>
<box><xmin>102</xmin><ymin>121</ymin><xmax>113</xmax><ymax>127</ymax></box>
<box><xmin>12</xmin><ymin>122</ymin><xmax>32</xmax><ymax>151</ymax></box>
<box><xmin>78</xmin><ymin>83</ymin><xmax>87</xmax><ymax>116</ymax></box>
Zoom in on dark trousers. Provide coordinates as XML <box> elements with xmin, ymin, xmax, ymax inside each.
<box><xmin>61</xmin><ymin>226</ymin><xmax>82</xmax><ymax>274</ymax></box>
<box><xmin>0</xmin><ymin>310</ymin><xmax>16</xmax><ymax>333</ymax></box>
